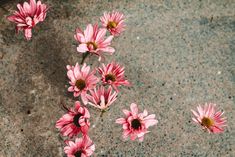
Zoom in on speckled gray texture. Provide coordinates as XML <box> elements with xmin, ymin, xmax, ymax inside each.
<box><xmin>0</xmin><ymin>0</ymin><xmax>235</xmax><ymax>156</ymax></box>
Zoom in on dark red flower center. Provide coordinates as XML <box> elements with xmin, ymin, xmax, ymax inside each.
<box><xmin>73</xmin><ymin>113</ymin><xmax>83</xmax><ymax>127</ymax></box>
<box><xmin>131</xmin><ymin>119</ymin><xmax>141</xmax><ymax>130</ymax></box>
<box><xmin>105</xmin><ymin>74</ymin><xmax>116</xmax><ymax>82</ymax></box>
<box><xmin>74</xmin><ymin>150</ymin><xmax>82</xmax><ymax>157</ymax></box>
<box><xmin>107</xmin><ymin>21</ymin><xmax>117</xmax><ymax>29</ymax></box>
<box><xmin>75</xmin><ymin>79</ymin><xmax>86</xmax><ymax>90</ymax></box>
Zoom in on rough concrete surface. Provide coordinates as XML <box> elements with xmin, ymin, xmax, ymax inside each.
<box><xmin>0</xmin><ymin>0</ymin><xmax>235</xmax><ymax>156</ymax></box>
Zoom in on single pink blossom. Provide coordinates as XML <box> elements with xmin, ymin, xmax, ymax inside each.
<box><xmin>116</xmin><ymin>103</ymin><xmax>158</xmax><ymax>142</ymax></box>
<box><xmin>100</xmin><ymin>11</ymin><xmax>125</xmax><ymax>36</ymax></box>
<box><xmin>67</xmin><ymin>63</ymin><xmax>99</xmax><ymax>104</ymax></box>
<box><xmin>98</xmin><ymin>62</ymin><xmax>130</xmax><ymax>91</ymax></box>
<box><xmin>74</xmin><ymin>24</ymin><xmax>115</xmax><ymax>61</ymax></box>
<box><xmin>7</xmin><ymin>0</ymin><xmax>48</xmax><ymax>40</ymax></box>
<box><xmin>56</xmin><ymin>101</ymin><xmax>90</xmax><ymax>138</ymax></box>
<box><xmin>64</xmin><ymin>135</ymin><xmax>95</xmax><ymax>157</ymax></box>
<box><xmin>191</xmin><ymin>103</ymin><xmax>227</xmax><ymax>133</ymax></box>
<box><xmin>87</xmin><ymin>86</ymin><xmax>118</xmax><ymax>111</ymax></box>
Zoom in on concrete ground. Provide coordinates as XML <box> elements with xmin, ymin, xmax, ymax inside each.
<box><xmin>0</xmin><ymin>0</ymin><xmax>235</xmax><ymax>156</ymax></box>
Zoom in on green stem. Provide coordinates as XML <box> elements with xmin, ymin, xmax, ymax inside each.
<box><xmin>81</xmin><ymin>52</ymin><xmax>90</xmax><ymax>64</ymax></box>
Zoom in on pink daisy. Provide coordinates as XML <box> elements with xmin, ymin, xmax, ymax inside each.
<box><xmin>191</xmin><ymin>103</ymin><xmax>227</xmax><ymax>133</ymax></box>
<box><xmin>100</xmin><ymin>11</ymin><xmax>125</xmax><ymax>36</ymax></box>
<box><xmin>74</xmin><ymin>24</ymin><xmax>115</xmax><ymax>61</ymax></box>
<box><xmin>7</xmin><ymin>0</ymin><xmax>48</xmax><ymax>40</ymax></box>
<box><xmin>56</xmin><ymin>101</ymin><xmax>90</xmax><ymax>138</ymax></box>
<box><xmin>116</xmin><ymin>103</ymin><xmax>158</xmax><ymax>142</ymax></box>
<box><xmin>86</xmin><ymin>86</ymin><xmax>118</xmax><ymax>111</ymax></box>
<box><xmin>64</xmin><ymin>135</ymin><xmax>95</xmax><ymax>157</ymax></box>
<box><xmin>98</xmin><ymin>62</ymin><xmax>130</xmax><ymax>91</ymax></box>
<box><xmin>67</xmin><ymin>63</ymin><xmax>99</xmax><ymax>104</ymax></box>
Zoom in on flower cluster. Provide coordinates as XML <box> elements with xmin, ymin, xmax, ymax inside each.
<box><xmin>7</xmin><ymin>1</ymin><xmax>228</xmax><ymax>156</ymax></box>
<box><xmin>55</xmin><ymin>11</ymin><xmax>135</xmax><ymax>157</ymax></box>
<box><xmin>74</xmin><ymin>11</ymin><xmax>125</xmax><ymax>62</ymax></box>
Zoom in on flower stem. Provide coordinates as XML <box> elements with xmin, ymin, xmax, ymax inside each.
<box><xmin>100</xmin><ymin>110</ymin><xmax>106</xmax><ymax>117</ymax></box>
<box><xmin>81</xmin><ymin>52</ymin><xmax>90</xmax><ymax>64</ymax></box>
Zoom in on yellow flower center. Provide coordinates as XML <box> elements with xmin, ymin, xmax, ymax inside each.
<box><xmin>87</xmin><ymin>42</ymin><xmax>98</xmax><ymax>50</ymax></box>
<box><xmin>75</xmin><ymin>79</ymin><xmax>86</xmax><ymax>90</ymax></box>
<box><xmin>107</xmin><ymin>21</ymin><xmax>117</xmax><ymax>29</ymax></box>
<box><xmin>201</xmin><ymin>117</ymin><xmax>214</xmax><ymax>128</ymax></box>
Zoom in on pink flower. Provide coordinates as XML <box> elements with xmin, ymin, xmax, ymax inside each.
<box><xmin>56</xmin><ymin>101</ymin><xmax>90</xmax><ymax>138</ymax></box>
<box><xmin>116</xmin><ymin>103</ymin><xmax>158</xmax><ymax>142</ymax></box>
<box><xmin>7</xmin><ymin>0</ymin><xmax>48</xmax><ymax>40</ymax></box>
<box><xmin>64</xmin><ymin>135</ymin><xmax>95</xmax><ymax>157</ymax></box>
<box><xmin>98</xmin><ymin>62</ymin><xmax>130</xmax><ymax>91</ymax></box>
<box><xmin>74</xmin><ymin>24</ymin><xmax>115</xmax><ymax>61</ymax></box>
<box><xmin>67</xmin><ymin>63</ymin><xmax>99</xmax><ymax>104</ymax></box>
<box><xmin>191</xmin><ymin>103</ymin><xmax>227</xmax><ymax>134</ymax></box>
<box><xmin>100</xmin><ymin>11</ymin><xmax>125</xmax><ymax>36</ymax></box>
<box><xmin>87</xmin><ymin>86</ymin><xmax>118</xmax><ymax>111</ymax></box>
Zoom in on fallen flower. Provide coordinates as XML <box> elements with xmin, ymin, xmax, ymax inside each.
<box><xmin>100</xmin><ymin>11</ymin><xmax>125</xmax><ymax>36</ymax></box>
<box><xmin>56</xmin><ymin>101</ymin><xmax>90</xmax><ymax>138</ymax></box>
<box><xmin>87</xmin><ymin>85</ymin><xmax>118</xmax><ymax>111</ymax></box>
<box><xmin>98</xmin><ymin>62</ymin><xmax>130</xmax><ymax>91</ymax></box>
<box><xmin>74</xmin><ymin>24</ymin><xmax>115</xmax><ymax>61</ymax></box>
<box><xmin>67</xmin><ymin>63</ymin><xmax>99</xmax><ymax>104</ymax></box>
<box><xmin>116</xmin><ymin>103</ymin><xmax>158</xmax><ymax>142</ymax></box>
<box><xmin>191</xmin><ymin>103</ymin><xmax>227</xmax><ymax>133</ymax></box>
<box><xmin>7</xmin><ymin>0</ymin><xmax>48</xmax><ymax>40</ymax></box>
<box><xmin>64</xmin><ymin>135</ymin><xmax>95</xmax><ymax>157</ymax></box>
